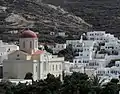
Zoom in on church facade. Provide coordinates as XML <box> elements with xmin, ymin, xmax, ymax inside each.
<box><xmin>3</xmin><ymin>30</ymin><xmax>64</xmax><ymax>80</ymax></box>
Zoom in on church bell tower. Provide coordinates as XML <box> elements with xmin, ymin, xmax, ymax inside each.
<box><xmin>19</xmin><ymin>30</ymin><xmax>38</xmax><ymax>54</ymax></box>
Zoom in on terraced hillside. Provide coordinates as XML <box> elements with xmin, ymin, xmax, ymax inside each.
<box><xmin>0</xmin><ymin>0</ymin><xmax>91</xmax><ymax>43</ymax></box>
<box><xmin>43</xmin><ymin>0</ymin><xmax>120</xmax><ymax>37</ymax></box>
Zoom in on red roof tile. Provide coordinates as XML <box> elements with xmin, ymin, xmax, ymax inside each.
<box><xmin>32</xmin><ymin>50</ymin><xmax>44</xmax><ymax>55</ymax></box>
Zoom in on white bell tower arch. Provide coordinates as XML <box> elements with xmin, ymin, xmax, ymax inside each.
<box><xmin>19</xmin><ymin>30</ymin><xmax>38</xmax><ymax>54</ymax></box>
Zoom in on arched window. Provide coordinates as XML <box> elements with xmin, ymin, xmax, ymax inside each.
<box><xmin>30</xmin><ymin>41</ymin><xmax>32</xmax><ymax>48</ymax></box>
<box><xmin>23</xmin><ymin>41</ymin><xmax>25</xmax><ymax>48</ymax></box>
<box><xmin>53</xmin><ymin>65</ymin><xmax>54</xmax><ymax>71</ymax></box>
<box><xmin>56</xmin><ymin>65</ymin><xmax>57</xmax><ymax>70</ymax></box>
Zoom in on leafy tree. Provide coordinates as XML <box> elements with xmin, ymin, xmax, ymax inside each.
<box><xmin>61</xmin><ymin>72</ymin><xmax>90</xmax><ymax>94</ymax></box>
<box><xmin>58</xmin><ymin>44</ymin><xmax>74</xmax><ymax>61</ymax></box>
<box><xmin>101</xmin><ymin>82</ymin><xmax>119</xmax><ymax>94</ymax></box>
<box><xmin>90</xmin><ymin>75</ymin><xmax>106</xmax><ymax>94</ymax></box>
<box><xmin>111</xmin><ymin>78</ymin><xmax>119</xmax><ymax>84</ymax></box>
<box><xmin>0</xmin><ymin>72</ymin><xmax>120</xmax><ymax>94</ymax></box>
<box><xmin>100</xmin><ymin>78</ymin><xmax>119</xmax><ymax>94</ymax></box>
<box><xmin>44</xmin><ymin>73</ymin><xmax>62</xmax><ymax>94</ymax></box>
<box><xmin>44</xmin><ymin>45</ymin><xmax>53</xmax><ymax>54</ymax></box>
<box><xmin>55</xmin><ymin>36</ymin><xmax>66</xmax><ymax>43</ymax></box>
<box><xmin>24</xmin><ymin>72</ymin><xmax>33</xmax><ymax>82</ymax></box>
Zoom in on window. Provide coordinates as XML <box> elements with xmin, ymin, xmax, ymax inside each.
<box><xmin>75</xmin><ymin>61</ymin><xmax>77</xmax><ymax>63</ymax></box>
<box><xmin>53</xmin><ymin>65</ymin><xmax>54</xmax><ymax>71</ymax></box>
<box><xmin>56</xmin><ymin>65</ymin><xmax>58</xmax><ymax>70</ymax></box>
<box><xmin>80</xmin><ymin>54</ymin><xmax>82</xmax><ymax>56</ymax></box>
<box><xmin>96</xmin><ymin>63</ymin><xmax>99</xmax><ymax>66</ymax></box>
<box><xmin>86</xmin><ymin>61</ymin><xmax>89</xmax><ymax>63</ymax></box>
<box><xmin>16</xmin><ymin>58</ymin><xmax>20</xmax><ymax>60</ymax></box>
<box><xmin>30</xmin><ymin>41</ymin><xmax>32</xmax><ymax>48</ymax></box>
<box><xmin>23</xmin><ymin>41</ymin><xmax>25</xmax><ymax>48</ymax></box>
<box><xmin>98</xmin><ymin>71</ymin><xmax>99</xmax><ymax>73</ymax></box>
<box><xmin>78</xmin><ymin>61</ymin><xmax>81</xmax><ymax>63</ymax></box>
<box><xmin>36</xmin><ymin>66</ymin><xmax>37</xmax><ymax>72</ymax></box>
<box><xmin>17</xmin><ymin>54</ymin><xmax>19</xmax><ymax>57</ymax></box>
<box><xmin>7</xmin><ymin>48</ymin><xmax>10</xmax><ymax>52</ymax></box>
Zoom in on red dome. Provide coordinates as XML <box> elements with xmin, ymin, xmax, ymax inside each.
<box><xmin>20</xmin><ymin>30</ymin><xmax>37</xmax><ymax>38</ymax></box>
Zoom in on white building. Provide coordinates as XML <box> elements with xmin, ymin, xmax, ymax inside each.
<box><xmin>0</xmin><ymin>40</ymin><xmax>19</xmax><ymax>64</ymax></box>
<box><xmin>57</xmin><ymin>32</ymin><xmax>66</xmax><ymax>37</ymax></box>
<box><xmin>73</xmin><ymin>39</ymin><xmax>98</xmax><ymax>67</ymax></box>
<box><xmin>3</xmin><ymin>30</ymin><xmax>64</xmax><ymax>81</ymax></box>
<box><xmin>51</xmin><ymin>43</ymin><xmax>66</xmax><ymax>54</ymax></box>
<box><xmin>87</xmin><ymin>31</ymin><xmax>117</xmax><ymax>43</ymax></box>
<box><xmin>71</xmin><ymin>66</ymin><xmax>95</xmax><ymax>77</ymax></box>
<box><xmin>115</xmin><ymin>61</ymin><xmax>120</xmax><ymax>67</ymax></box>
<box><xmin>95</xmin><ymin>66</ymin><xmax>120</xmax><ymax>78</ymax></box>
<box><xmin>95</xmin><ymin>60</ymin><xmax>120</xmax><ymax>78</ymax></box>
<box><xmin>0</xmin><ymin>79</ymin><xmax>32</xmax><ymax>85</ymax></box>
<box><xmin>87</xmin><ymin>31</ymin><xmax>106</xmax><ymax>42</ymax></box>
<box><xmin>62</xmin><ymin>61</ymin><xmax>71</xmax><ymax>75</ymax></box>
<box><xmin>101</xmin><ymin>40</ymin><xmax>120</xmax><ymax>55</ymax></box>
<box><xmin>68</xmin><ymin>31</ymin><xmax>120</xmax><ymax>79</ymax></box>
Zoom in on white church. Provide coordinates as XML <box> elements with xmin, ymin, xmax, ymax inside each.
<box><xmin>3</xmin><ymin>30</ymin><xmax>64</xmax><ymax>81</ymax></box>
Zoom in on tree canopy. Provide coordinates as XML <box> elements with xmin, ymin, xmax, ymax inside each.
<box><xmin>0</xmin><ymin>72</ymin><xmax>120</xmax><ymax>94</ymax></box>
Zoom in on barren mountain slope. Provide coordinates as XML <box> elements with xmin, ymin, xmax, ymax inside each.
<box><xmin>43</xmin><ymin>0</ymin><xmax>120</xmax><ymax>37</ymax></box>
<box><xmin>0</xmin><ymin>0</ymin><xmax>91</xmax><ymax>35</ymax></box>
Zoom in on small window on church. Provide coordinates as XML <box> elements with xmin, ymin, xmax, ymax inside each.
<box><xmin>16</xmin><ymin>58</ymin><xmax>20</xmax><ymax>60</ymax></box>
<box><xmin>17</xmin><ymin>54</ymin><xmax>19</xmax><ymax>57</ymax></box>
<box><xmin>53</xmin><ymin>65</ymin><xmax>54</xmax><ymax>71</ymax></box>
<box><xmin>23</xmin><ymin>41</ymin><xmax>25</xmax><ymax>48</ymax></box>
<box><xmin>56</xmin><ymin>65</ymin><xmax>57</xmax><ymax>71</ymax></box>
<box><xmin>30</xmin><ymin>41</ymin><xmax>32</xmax><ymax>48</ymax></box>
<box><xmin>36</xmin><ymin>66</ymin><xmax>37</xmax><ymax>72</ymax></box>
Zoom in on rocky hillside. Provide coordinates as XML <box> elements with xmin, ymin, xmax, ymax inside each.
<box><xmin>43</xmin><ymin>0</ymin><xmax>120</xmax><ymax>37</ymax></box>
<box><xmin>0</xmin><ymin>0</ymin><xmax>91</xmax><ymax>36</ymax></box>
